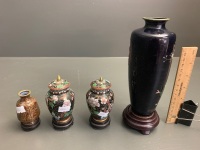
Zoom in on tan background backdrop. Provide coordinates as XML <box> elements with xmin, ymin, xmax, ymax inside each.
<box><xmin>0</xmin><ymin>0</ymin><xmax>199</xmax><ymax>57</ymax></box>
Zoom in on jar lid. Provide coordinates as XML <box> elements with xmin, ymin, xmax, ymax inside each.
<box><xmin>48</xmin><ymin>75</ymin><xmax>70</xmax><ymax>91</ymax></box>
<box><xmin>90</xmin><ymin>77</ymin><xmax>111</xmax><ymax>90</ymax></box>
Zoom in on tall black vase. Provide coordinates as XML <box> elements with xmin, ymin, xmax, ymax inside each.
<box><xmin>123</xmin><ymin>17</ymin><xmax>176</xmax><ymax>135</ymax></box>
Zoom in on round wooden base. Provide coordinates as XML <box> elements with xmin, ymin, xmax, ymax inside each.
<box><xmin>52</xmin><ymin>115</ymin><xmax>73</xmax><ymax>130</ymax></box>
<box><xmin>89</xmin><ymin>115</ymin><xmax>110</xmax><ymax>129</ymax></box>
<box><xmin>123</xmin><ymin>104</ymin><xmax>160</xmax><ymax>135</ymax></box>
<box><xmin>21</xmin><ymin>118</ymin><xmax>40</xmax><ymax>131</ymax></box>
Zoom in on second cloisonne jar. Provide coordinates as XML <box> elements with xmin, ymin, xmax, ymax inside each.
<box><xmin>86</xmin><ymin>77</ymin><xmax>114</xmax><ymax>129</ymax></box>
<box><xmin>45</xmin><ymin>75</ymin><xmax>75</xmax><ymax>130</ymax></box>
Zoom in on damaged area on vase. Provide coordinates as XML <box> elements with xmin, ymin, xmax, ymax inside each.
<box><xmin>45</xmin><ymin>75</ymin><xmax>75</xmax><ymax>130</ymax></box>
<box><xmin>162</xmin><ymin>53</ymin><xmax>174</xmax><ymax>63</ymax></box>
<box><xmin>86</xmin><ymin>77</ymin><xmax>114</xmax><ymax>129</ymax></box>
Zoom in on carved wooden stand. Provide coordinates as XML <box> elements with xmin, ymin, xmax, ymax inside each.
<box><xmin>21</xmin><ymin>118</ymin><xmax>40</xmax><ymax>131</ymax></box>
<box><xmin>52</xmin><ymin>115</ymin><xmax>73</xmax><ymax>130</ymax></box>
<box><xmin>123</xmin><ymin>105</ymin><xmax>159</xmax><ymax>135</ymax></box>
<box><xmin>89</xmin><ymin>115</ymin><xmax>110</xmax><ymax>129</ymax></box>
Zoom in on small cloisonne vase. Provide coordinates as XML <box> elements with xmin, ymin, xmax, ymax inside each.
<box><xmin>16</xmin><ymin>90</ymin><xmax>40</xmax><ymax>131</ymax></box>
<box><xmin>45</xmin><ymin>75</ymin><xmax>75</xmax><ymax>130</ymax></box>
<box><xmin>86</xmin><ymin>77</ymin><xmax>114</xmax><ymax>129</ymax></box>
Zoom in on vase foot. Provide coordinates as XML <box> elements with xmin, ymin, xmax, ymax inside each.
<box><xmin>89</xmin><ymin>115</ymin><xmax>110</xmax><ymax>129</ymax></box>
<box><xmin>123</xmin><ymin>104</ymin><xmax>160</xmax><ymax>135</ymax></box>
<box><xmin>52</xmin><ymin>115</ymin><xmax>73</xmax><ymax>130</ymax></box>
<box><xmin>21</xmin><ymin>118</ymin><xmax>40</xmax><ymax>131</ymax></box>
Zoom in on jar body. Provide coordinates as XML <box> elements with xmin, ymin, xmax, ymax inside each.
<box><xmin>16</xmin><ymin>96</ymin><xmax>40</xmax><ymax>124</ymax></box>
<box><xmin>45</xmin><ymin>88</ymin><xmax>75</xmax><ymax>121</ymax></box>
<box><xmin>129</xmin><ymin>18</ymin><xmax>176</xmax><ymax>116</ymax></box>
<box><xmin>86</xmin><ymin>89</ymin><xmax>114</xmax><ymax>120</ymax></box>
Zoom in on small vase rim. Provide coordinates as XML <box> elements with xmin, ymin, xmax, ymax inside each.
<box><xmin>143</xmin><ymin>17</ymin><xmax>170</xmax><ymax>21</ymax></box>
<box><xmin>18</xmin><ymin>90</ymin><xmax>31</xmax><ymax>97</ymax></box>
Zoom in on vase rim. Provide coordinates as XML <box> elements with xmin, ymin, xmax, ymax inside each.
<box><xmin>18</xmin><ymin>90</ymin><xmax>31</xmax><ymax>97</ymax></box>
<box><xmin>143</xmin><ymin>17</ymin><xmax>170</xmax><ymax>21</ymax></box>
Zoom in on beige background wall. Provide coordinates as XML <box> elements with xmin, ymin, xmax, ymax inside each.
<box><xmin>0</xmin><ymin>0</ymin><xmax>199</xmax><ymax>57</ymax></box>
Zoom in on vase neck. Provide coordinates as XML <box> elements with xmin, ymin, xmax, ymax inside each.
<box><xmin>143</xmin><ymin>17</ymin><xmax>169</xmax><ymax>29</ymax></box>
<box><xmin>18</xmin><ymin>90</ymin><xmax>31</xmax><ymax>99</ymax></box>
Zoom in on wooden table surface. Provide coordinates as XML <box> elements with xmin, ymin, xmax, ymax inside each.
<box><xmin>0</xmin><ymin>57</ymin><xmax>200</xmax><ymax>150</ymax></box>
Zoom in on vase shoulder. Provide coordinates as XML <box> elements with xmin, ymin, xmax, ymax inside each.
<box><xmin>130</xmin><ymin>27</ymin><xmax>176</xmax><ymax>57</ymax></box>
<box><xmin>131</xmin><ymin>27</ymin><xmax>176</xmax><ymax>39</ymax></box>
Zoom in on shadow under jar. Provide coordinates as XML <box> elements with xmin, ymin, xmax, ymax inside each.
<box><xmin>123</xmin><ymin>17</ymin><xmax>176</xmax><ymax>135</ymax></box>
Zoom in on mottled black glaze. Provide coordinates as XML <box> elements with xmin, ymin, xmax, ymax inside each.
<box><xmin>129</xmin><ymin>18</ymin><xmax>176</xmax><ymax>116</ymax></box>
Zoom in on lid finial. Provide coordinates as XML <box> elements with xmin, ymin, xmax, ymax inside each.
<box><xmin>99</xmin><ymin>77</ymin><xmax>103</xmax><ymax>82</ymax></box>
<box><xmin>57</xmin><ymin>75</ymin><xmax>61</xmax><ymax>82</ymax></box>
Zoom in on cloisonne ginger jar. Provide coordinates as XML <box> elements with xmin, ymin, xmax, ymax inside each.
<box><xmin>45</xmin><ymin>75</ymin><xmax>75</xmax><ymax>130</ymax></box>
<box><xmin>86</xmin><ymin>77</ymin><xmax>114</xmax><ymax>129</ymax></box>
<box><xmin>16</xmin><ymin>90</ymin><xmax>40</xmax><ymax>131</ymax></box>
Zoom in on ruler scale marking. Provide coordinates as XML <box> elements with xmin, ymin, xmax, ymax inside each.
<box><xmin>166</xmin><ymin>47</ymin><xmax>198</xmax><ymax>123</ymax></box>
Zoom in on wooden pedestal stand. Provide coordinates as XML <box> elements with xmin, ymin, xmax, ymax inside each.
<box><xmin>123</xmin><ymin>105</ymin><xmax>159</xmax><ymax>135</ymax></box>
